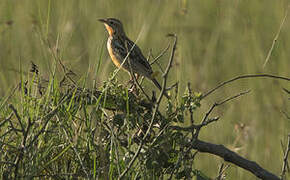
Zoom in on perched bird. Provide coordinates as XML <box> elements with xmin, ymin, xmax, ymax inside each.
<box><xmin>98</xmin><ymin>18</ymin><xmax>169</xmax><ymax>98</ymax></box>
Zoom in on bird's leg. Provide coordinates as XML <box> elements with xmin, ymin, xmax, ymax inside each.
<box><xmin>126</xmin><ymin>76</ymin><xmax>133</xmax><ymax>87</ymax></box>
<box><xmin>135</xmin><ymin>73</ymin><xmax>139</xmax><ymax>81</ymax></box>
<box><xmin>128</xmin><ymin>73</ymin><xmax>140</xmax><ymax>93</ymax></box>
<box><xmin>127</xmin><ymin>74</ymin><xmax>135</xmax><ymax>92</ymax></box>
<box><xmin>125</xmin><ymin>72</ymin><xmax>133</xmax><ymax>87</ymax></box>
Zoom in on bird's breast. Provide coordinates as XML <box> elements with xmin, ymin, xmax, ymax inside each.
<box><xmin>107</xmin><ymin>38</ymin><xmax>122</xmax><ymax>68</ymax></box>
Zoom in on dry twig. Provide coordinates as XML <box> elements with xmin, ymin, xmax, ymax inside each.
<box><xmin>202</xmin><ymin>74</ymin><xmax>290</xmax><ymax>99</ymax></box>
<box><xmin>281</xmin><ymin>134</ymin><xmax>290</xmax><ymax>179</ymax></box>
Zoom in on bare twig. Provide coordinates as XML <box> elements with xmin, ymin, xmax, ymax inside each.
<box><xmin>202</xmin><ymin>74</ymin><xmax>290</xmax><ymax>99</ymax></box>
<box><xmin>149</xmin><ymin>43</ymin><xmax>170</xmax><ymax>73</ymax></box>
<box><xmin>158</xmin><ymin>34</ymin><xmax>177</xmax><ymax>100</ymax></box>
<box><xmin>166</xmin><ymin>82</ymin><xmax>179</xmax><ymax>91</ymax></box>
<box><xmin>281</xmin><ymin>134</ymin><xmax>290</xmax><ymax>179</ymax></box>
<box><xmin>205</xmin><ymin>90</ymin><xmax>251</xmax><ymax>123</ymax></box>
<box><xmin>187</xmin><ymin>82</ymin><xmax>194</xmax><ymax>126</ymax></box>
<box><xmin>170</xmin><ymin>90</ymin><xmax>250</xmax><ymax>135</ymax></box>
<box><xmin>281</xmin><ymin>111</ymin><xmax>290</xmax><ymax>120</ymax></box>
<box><xmin>215</xmin><ymin>163</ymin><xmax>230</xmax><ymax>180</ymax></box>
<box><xmin>150</xmin><ymin>44</ymin><xmax>170</xmax><ymax>66</ymax></box>
<box><xmin>263</xmin><ymin>6</ymin><xmax>289</xmax><ymax>68</ymax></box>
<box><xmin>283</xmin><ymin>88</ymin><xmax>290</xmax><ymax>95</ymax></box>
<box><xmin>216</xmin><ymin>163</ymin><xmax>225</xmax><ymax>180</ymax></box>
<box><xmin>218</xmin><ymin>89</ymin><xmax>251</xmax><ymax>106</ymax></box>
<box><xmin>191</xmin><ymin>139</ymin><xmax>280</xmax><ymax>180</ymax></box>
<box><xmin>195</xmin><ymin>90</ymin><xmax>251</xmax><ymax>138</ymax></box>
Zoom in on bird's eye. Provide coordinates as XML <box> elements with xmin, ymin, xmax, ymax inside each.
<box><xmin>110</xmin><ymin>21</ymin><xmax>114</xmax><ymax>25</ymax></box>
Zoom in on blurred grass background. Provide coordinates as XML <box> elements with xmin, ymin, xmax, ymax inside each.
<box><xmin>0</xmin><ymin>0</ymin><xmax>289</xmax><ymax>178</ymax></box>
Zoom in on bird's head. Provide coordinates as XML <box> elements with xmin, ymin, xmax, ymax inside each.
<box><xmin>98</xmin><ymin>18</ymin><xmax>125</xmax><ymax>37</ymax></box>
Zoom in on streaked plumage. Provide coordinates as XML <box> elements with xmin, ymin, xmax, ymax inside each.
<box><xmin>99</xmin><ymin>18</ymin><xmax>167</xmax><ymax>95</ymax></box>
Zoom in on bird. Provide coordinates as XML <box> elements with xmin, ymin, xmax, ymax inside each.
<box><xmin>98</xmin><ymin>18</ymin><xmax>169</xmax><ymax>99</ymax></box>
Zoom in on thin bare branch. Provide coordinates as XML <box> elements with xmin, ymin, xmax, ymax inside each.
<box><xmin>187</xmin><ymin>82</ymin><xmax>194</xmax><ymax>126</ymax></box>
<box><xmin>149</xmin><ymin>43</ymin><xmax>170</xmax><ymax>73</ymax></box>
<box><xmin>195</xmin><ymin>90</ymin><xmax>251</xmax><ymax>138</ymax></box>
<box><xmin>218</xmin><ymin>89</ymin><xmax>251</xmax><ymax>106</ymax></box>
<box><xmin>281</xmin><ymin>134</ymin><xmax>290</xmax><ymax>179</ymax></box>
<box><xmin>150</xmin><ymin>44</ymin><xmax>170</xmax><ymax>66</ymax></box>
<box><xmin>215</xmin><ymin>163</ymin><xmax>230</xmax><ymax>180</ymax></box>
<box><xmin>281</xmin><ymin>110</ymin><xmax>290</xmax><ymax>120</ymax></box>
<box><xmin>170</xmin><ymin>90</ymin><xmax>250</xmax><ymax>136</ymax></box>
<box><xmin>202</xmin><ymin>74</ymin><xmax>290</xmax><ymax>99</ymax></box>
<box><xmin>283</xmin><ymin>88</ymin><xmax>290</xmax><ymax>95</ymax></box>
<box><xmin>158</xmin><ymin>34</ymin><xmax>177</xmax><ymax>100</ymax></box>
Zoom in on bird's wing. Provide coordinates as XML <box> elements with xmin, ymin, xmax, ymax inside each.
<box><xmin>111</xmin><ymin>38</ymin><xmax>128</xmax><ymax>59</ymax></box>
<box><xmin>125</xmin><ymin>38</ymin><xmax>153</xmax><ymax>73</ymax></box>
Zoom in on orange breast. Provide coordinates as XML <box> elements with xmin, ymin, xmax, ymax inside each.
<box><xmin>107</xmin><ymin>41</ymin><xmax>122</xmax><ymax>68</ymax></box>
<box><xmin>104</xmin><ymin>24</ymin><xmax>114</xmax><ymax>36</ymax></box>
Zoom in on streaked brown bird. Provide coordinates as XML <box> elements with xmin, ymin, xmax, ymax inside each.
<box><xmin>98</xmin><ymin>18</ymin><xmax>169</xmax><ymax>98</ymax></box>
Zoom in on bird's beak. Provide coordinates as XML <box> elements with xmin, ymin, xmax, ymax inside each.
<box><xmin>98</xmin><ymin>18</ymin><xmax>107</xmax><ymax>24</ymax></box>
<box><xmin>98</xmin><ymin>18</ymin><xmax>113</xmax><ymax>36</ymax></box>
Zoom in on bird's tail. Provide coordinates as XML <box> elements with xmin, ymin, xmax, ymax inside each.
<box><xmin>151</xmin><ymin>78</ymin><xmax>170</xmax><ymax>99</ymax></box>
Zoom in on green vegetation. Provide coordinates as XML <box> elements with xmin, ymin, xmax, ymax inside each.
<box><xmin>0</xmin><ymin>0</ymin><xmax>289</xmax><ymax>179</ymax></box>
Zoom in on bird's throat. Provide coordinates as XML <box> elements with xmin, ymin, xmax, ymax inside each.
<box><xmin>104</xmin><ymin>24</ymin><xmax>114</xmax><ymax>36</ymax></box>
